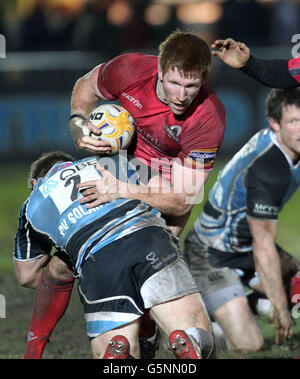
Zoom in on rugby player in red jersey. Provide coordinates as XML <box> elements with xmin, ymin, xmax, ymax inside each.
<box><xmin>23</xmin><ymin>30</ymin><xmax>225</xmax><ymax>359</ymax></box>
<box><xmin>211</xmin><ymin>38</ymin><xmax>300</xmax><ymax>89</ymax></box>
<box><xmin>70</xmin><ymin>30</ymin><xmax>225</xmax><ymax>232</ymax></box>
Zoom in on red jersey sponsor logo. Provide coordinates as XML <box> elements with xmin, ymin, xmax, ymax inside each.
<box><xmin>121</xmin><ymin>92</ymin><xmax>143</xmax><ymax>109</ymax></box>
<box><xmin>186</xmin><ymin>148</ymin><xmax>217</xmax><ymax>169</ymax></box>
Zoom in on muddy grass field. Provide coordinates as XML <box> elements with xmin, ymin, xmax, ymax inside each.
<box><xmin>1</xmin><ymin>272</ymin><xmax>299</xmax><ymax>360</ymax></box>
<box><xmin>1</xmin><ymin>163</ymin><xmax>300</xmax><ymax>360</ymax></box>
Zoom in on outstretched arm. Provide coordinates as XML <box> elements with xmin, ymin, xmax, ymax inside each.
<box><xmin>211</xmin><ymin>38</ymin><xmax>299</xmax><ymax>89</ymax></box>
<box><xmin>78</xmin><ymin>160</ymin><xmax>210</xmax><ymax>217</ymax></box>
<box><xmin>247</xmin><ymin>216</ymin><xmax>293</xmax><ymax>345</ymax></box>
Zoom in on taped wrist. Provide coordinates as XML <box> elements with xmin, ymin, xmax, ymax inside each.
<box><xmin>185</xmin><ymin>327</ymin><xmax>215</xmax><ymax>359</ymax></box>
<box><xmin>69</xmin><ymin>114</ymin><xmax>90</xmax><ymax>142</ymax></box>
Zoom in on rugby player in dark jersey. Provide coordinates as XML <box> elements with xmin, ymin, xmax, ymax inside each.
<box><xmin>184</xmin><ymin>88</ymin><xmax>300</xmax><ymax>352</ymax></box>
<box><xmin>211</xmin><ymin>38</ymin><xmax>300</xmax><ymax>89</ymax></box>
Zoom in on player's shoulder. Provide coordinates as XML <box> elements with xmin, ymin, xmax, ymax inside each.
<box><xmin>194</xmin><ymin>82</ymin><xmax>225</xmax><ymax>120</ymax></box>
<box><xmin>247</xmin><ymin>135</ymin><xmax>291</xmax><ymax>187</ymax></box>
<box><xmin>104</xmin><ymin>53</ymin><xmax>157</xmax><ymax>77</ymax></box>
<box><xmin>117</xmin><ymin>52</ymin><xmax>156</xmax><ymax>63</ymax></box>
<box><xmin>183</xmin><ymin>82</ymin><xmax>225</xmax><ymax>145</ymax></box>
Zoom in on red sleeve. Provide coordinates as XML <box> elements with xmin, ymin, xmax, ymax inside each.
<box><xmin>97</xmin><ymin>53</ymin><xmax>157</xmax><ymax>99</ymax></box>
<box><xmin>288</xmin><ymin>56</ymin><xmax>300</xmax><ymax>84</ymax></box>
<box><xmin>178</xmin><ymin>95</ymin><xmax>225</xmax><ymax>171</ymax></box>
<box><xmin>97</xmin><ymin>56</ymin><xmax>127</xmax><ymax>100</ymax></box>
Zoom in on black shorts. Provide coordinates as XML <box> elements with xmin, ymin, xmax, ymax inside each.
<box><xmin>78</xmin><ymin>226</ymin><xmax>198</xmax><ymax>338</ymax></box>
<box><xmin>184</xmin><ymin>228</ymin><xmax>299</xmax><ymax>315</ymax></box>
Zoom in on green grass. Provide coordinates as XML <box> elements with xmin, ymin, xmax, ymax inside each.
<box><xmin>0</xmin><ymin>163</ymin><xmax>31</xmax><ymax>272</ymax></box>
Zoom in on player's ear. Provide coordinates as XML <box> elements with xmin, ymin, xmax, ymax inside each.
<box><xmin>268</xmin><ymin>117</ymin><xmax>280</xmax><ymax>132</ymax></box>
<box><xmin>32</xmin><ymin>178</ymin><xmax>38</xmax><ymax>187</ymax></box>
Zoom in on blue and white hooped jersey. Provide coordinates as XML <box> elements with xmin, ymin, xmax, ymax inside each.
<box><xmin>14</xmin><ymin>154</ymin><xmax>167</xmax><ymax>273</ymax></box>
<box><xmin>194</xmin><ymin>128</ymin><xmax>300</xmax><ymax>253</ymax></box>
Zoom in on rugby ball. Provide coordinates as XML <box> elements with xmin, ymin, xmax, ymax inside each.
<box><xmin>89</xmin><ymin>104</ymin><xmax>135</xmax><ymax>154</ymax></box>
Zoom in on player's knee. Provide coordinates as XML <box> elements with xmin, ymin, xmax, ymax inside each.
<box><xmin>14</xmin><ymin>262</ymin><xmax>39</xmax><ymax>288</ymax></box>
<box><xmin>16</xmin><ymin>270</ymin><xmax>37</xmax><ymax>288</ymax></box>
<box><xmin>188</xmin><ymin>327</ymin><xmax>215</xmax><ymax>358</ymax></box>
<box><xmin>234</xmin><ymin>336</ymin><xmax>264</xmax><ymax>353</ymax></box>
<box><xmin>49</xmin><ymin>255</ymin><xmax>73</xmax><ymax>280</ymax></box>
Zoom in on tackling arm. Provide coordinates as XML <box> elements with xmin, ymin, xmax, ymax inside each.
<box><xmin>123</xmin><ymin>161</ymin><xmax>210</xmax><ymax>217</ymax></box>
<box><xmin>78</xmin><ymin>160</ymin><xmax>210</xmax><ymax>218</ymax></box>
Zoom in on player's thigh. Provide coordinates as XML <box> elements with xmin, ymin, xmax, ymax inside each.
<box><xmin>78</xmin><ymin>250</ymin><xmax>142</xmax><ymax>341</ymax></box>
<box><xmin>196</xmin><ymin>262</ymin><xmax>263</xmax><ymax>351</ymax></box>
<box><xmin>183</xmin><ymin>227</ymin><xmax>208</xmax><ymax>273</ymax></box>
<box><xmin>150</xmin><ymin>292</ymin><xmax>211</xmax><ymax>336</ymax></box>
<box><xmin>183</xmin><ymin>245</ymin><xmax>245</xmax><ymax>317</ymax></box>
<box><xmin>13</xmin><ymin>254</ymin><xmax>50</xmax><ymax>287</ymax></box>
<box><xmin>91</xmin><ymin>319</ymin><xmax>140</xmax><ymax>359</ymax></box>
<box><xmin>137</xmin><ymin>227</ymin><xmax>199</xmax><ymax>311</ymax></box>
<box><xmin>213</xmin><ymin>296</ymin><xmax>263</xmax><ymax>352</ymax></box>
<box><xmin>78</xmin><ymin>227</ymin><xmax>183</xmax><ymax>342</ymax></box>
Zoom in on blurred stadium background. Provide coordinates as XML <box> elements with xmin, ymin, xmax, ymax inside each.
<box><xmin>0</xmin><ymin>0</ymin><xmax>300</xmax><ymax>358</ymax></box>
<box><xmin>1</xmin><ymin>0</ymin><xmax>300</xmax><ymax>161</ymax></box>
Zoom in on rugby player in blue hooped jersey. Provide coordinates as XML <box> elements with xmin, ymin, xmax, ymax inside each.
<box><xmin>184</xmin><ymin>88</ymin><xmax>300</xmax><ymax>353</ymax></box>
<box><xmin>13</xmin><ymin>151</ymin><xmax>215</xmax><ymax>359</ymax></box>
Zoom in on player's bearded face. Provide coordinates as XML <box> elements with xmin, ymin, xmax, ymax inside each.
<box><xmin>276</xmin><ymin>105</ymin><xmax>300</xmax><ymax>161</ymax></box>
<box><xmin>158</xmin><ymin>67</ymin><xmax>203</xmax><ymax>115</ymax></box>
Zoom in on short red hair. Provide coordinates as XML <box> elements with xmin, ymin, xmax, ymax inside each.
<box><xmin>158</xmin><ymin>30</ymin><xmax>212</xmax><ymax>79</ymax></box>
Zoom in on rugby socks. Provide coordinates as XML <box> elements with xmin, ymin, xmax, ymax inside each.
<box><xmin>184</xmin><ymin>327</ymin><xmax>215</xmax><ymax>359</ymax></box>
<box><xmin>23</xmin><ymin>266</ymin><xmax>74</xmax><ymax>359</ymax></box>
<box><xmin>139</xmin><ymin>310</ymin><xmax>159</xmax><ymax>359</ymax></box>
<box><xmin>169</xmin><ymin>328</ymin><xmax>215</xmax><ymax>359</ymax></box>
<box><xmin>140</xmin><ymin>310</ymin><xmax>156</xmax><ymax>339</ymax></box>
<box><xmin>290</xmin><ymin>271</ymin><xmax>300</xmax><ymax>305</ymax></box>
<box><xmin>211</xmin><ymin>322</ymin><xmax>228</xmax><ymax>353</ymax></box>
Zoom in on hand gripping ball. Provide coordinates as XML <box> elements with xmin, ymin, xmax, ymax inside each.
<box><xmin>89</xmin><ymin>104</ymin><xmax>135</xmax><ymax>154</ymax></box>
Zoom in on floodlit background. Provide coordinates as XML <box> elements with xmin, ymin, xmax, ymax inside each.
<box><xmin>0</xmin><ymin>0</ymin><xmax>299</xmax><ymax>359</ymax></box>
<box><xmin>1</xmin><ymin>0</ymin><xmax>300</xmax><ymax>160</ymax></box>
